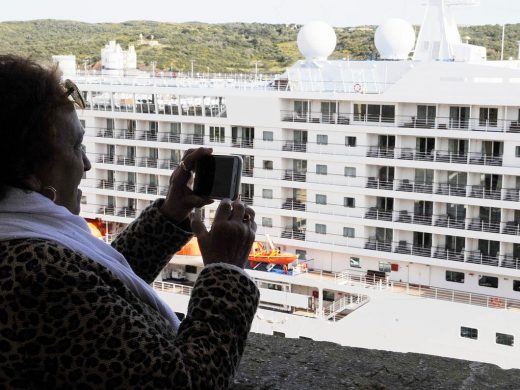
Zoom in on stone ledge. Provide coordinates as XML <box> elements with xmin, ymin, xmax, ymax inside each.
<box><xmin>233</xmin><ymin>333</ymin><xmax>518</xmax><ymax>389</ymax></box>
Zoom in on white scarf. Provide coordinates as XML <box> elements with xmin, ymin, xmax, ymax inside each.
<box><xmin>0</xmin><ymin>187</ymin><xmax>180</xmax><ymax>330</ymax></box>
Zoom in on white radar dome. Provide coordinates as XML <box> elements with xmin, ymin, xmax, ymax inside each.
<box><xmin>374</xmin><ymin>18</ymin><xmax>416</xmax><ymax>60</ymax></box>
<box><xmin>297</xmin><ymin>21</ymin><xmax>337</xmax><ymax>61</ymax></box>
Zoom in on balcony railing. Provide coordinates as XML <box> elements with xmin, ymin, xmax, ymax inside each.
<box><xmin>467</xmin><ymin>218</ymin><xmax>501</xmax><ymax>234</ymax></box>
<box><xmin>138</xmin><ymin>185</ymin><xmax>159</xmax><ymax>195</ymax></box>
<box><xmin>469</xmin><ymin>186</ymin><xmax>502</xmax><ymax>200</ymax></box>
<box><xmin>435</xmin><ymin>183</ymin><xmax>467</xmax><ymax>197</ymax></box>
<box><xmin>393</xmin><ymin>242</ymin><xmax>432</xmax><ymax>257</ymax></box>
<box><xmin>281</xmin><ymin>229</ymin><xmax>306</xmax><ymax>241</ymax></box>
<box><xmin>466</xmin><ymin>251</ymin><xmax>499</xmax><ymax>267</ymax></box>
<box><xmin>282</xmin><ymin>141</ymin><xmax>307</xmax><ymax>152</ymax></box>
<box><xmin>434</xmin><ymin>215</ymin><xmax>466</xmax><ymax>230</ymax></box>
<box><xmin>137</xmin><ymin>157</ymin><xmax>159</xmax><ymax>169</ymax></box>
<box><xmin>232</xmin><ymin>139</ymin><xmax>254</xmax><ymax>149</ymax></box>
<box><xmin>396</xmin><ymin>179</ymin><xmax>433</xmax><ymax>194</ymax></box>
<box><xmin>281</xmin><ymin>111</ymin><xmax>350</xmax><ymax>125</ymax></box>
<box><xmin>281</xmin><ymin>198</ymin><xmax>306</xmax><ymax>211</ymax></box>
<box><xmin>502</xmin><ymin>221</ymin><xmax>520</xmax><ymax>236</ymax></box>
<box><xmin>364</xmin><ymin>208</ymin><xmax>392</xmax><ymax>221</ymax></box>
<box><xmin>366</xmin><ymin>177</ymin><xmax>394</xmax><ymax>191</ymax></box>
<box><xmin>364</xmin><ymin>239</ymin><xmax>392</xmax><ymax>252</ymax></box>
<box><xmin>283</xmin><ymin>170</ymin><xmax>307</xmax><ymax>182</ymax></box>
<box><xmin>433</xmin><ymin>247</ymin><xmax>465</xmax><ymax>262</ymax></box>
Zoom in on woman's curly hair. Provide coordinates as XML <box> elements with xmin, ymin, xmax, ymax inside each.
<box><xmin>0</xmin><ymin>55</ymin><xmax>73</xmax><ymax>199</ymax></box>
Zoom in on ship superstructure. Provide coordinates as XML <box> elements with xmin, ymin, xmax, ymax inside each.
<box><xmin>70</xmin><ymin>0</ymin><xmax>520</xmax><ymax>368</ymax></box>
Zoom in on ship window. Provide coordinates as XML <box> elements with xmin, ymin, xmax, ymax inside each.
<box><xmin>344</xmin><ymin>167</ymin><xmax>356</xmax><ymax>177</ymax></box>
<box><xmin>479</xmin><ymin>108</ymin><xmax>498</xmax><ymax>127</ymax></box>
<box><xmin>263</xmin><ymin>131</ymin><xmax>273</xmax><ymax>141</ymax></box>
<box><xmin>262</xmin><ymin>189</ymin><xmax>273</xmax><ymax>199</ymax></box>
<box><xmin>460</xmin><ymin>326</ymin><xmax>478</xmax><ymax>340</ymax></box>
<box><xmin>350</xmin><ymin>257</ymin><xmax>361</xmax><ymax>268</ymax></box>
<box><xmin>81</xmin><ymin>196</ymin><xmax>87</xmax><ymax>205</ymax></box>
<box><xmin>496</xmin><ymin>333</ymin><xmax>514</xmax><ymax>347</ymax></box>
<box><xmin>316</xmin><ymin>164</ymin><xmax>327</xmax><ymax>175</ymax></box>
<box><xmin>317</xmin><ymin>134</ymin><xmax>328</xmax><ymax>145</ymax></box>
<box><xmin>80</xmin><ymin>119</ymin><xmax>86</xmax><ymax>128</ymax></box>
<box><xmin>209</xmin><ymin>126</ymin><xmax>225</xmax><ymax>143</ymax></box>
<box><xmin>316</xmin><ymin>194</ymin><xmax>327</xmax><ymax>205</ymax></box>
<box><xmin>315</xmin><ymin>224</ymin><xmax>327</xmax><ymax>234</ymax></box>
<box><xmin>267</xmin><ymin>283</ymin><xmax>282</xmax><ymax>291</ymax></box>
<box><xmin>378</xmin><ymin>262</ymin><xmax>391</xmax><ymax>273</ymax></box>
<box><xmin>516</xmin><ymin>146</ymin><xmax>520</xmax><ymax>158</ymax></box>
<box><xmin>514</xmin><ymin>280</ymin><xmax>520</xmax><ymax>292</ymax></box>
<box><xmin>478</xmin><ymin>275</ymin><xmax>498</xmax><ymax>288</ymax></box>
<box><xmin>345</xmin><ymin>136</ymin><xmax>357</xmax><ymax>147</ymax></box>
<box><xmin>262</xmin><ymin>217</ymin><xmax>272</xmax><ymax>227</ymax></box>
<box><xmin>323</xmin><ymin>290</ymin><xmax>335</xmax><ymax>301</ymax></box>
<box><xmin>185</xmin><ymin>265</ymin><xmax>197</xmax><ymax>274</ymax></box>
<box><xmin>343</xmin><ymin>227</ymin><xmax>355</xmax><ymax>238</ymax></box>
<box><xmin>263</xmin><ymin>160</ymin><xmax>273</xmax><ymax>170</ymax></box>
<box><xmin>446</xmin><ymin>270</ymin><xmax>465</xmax><ymax>283</ymax></box>
<box><xmin>344</xmin><ymin>197</ymin><xmax>355</xmax><ymax>208</ymax></box>
<box><xmin>295</xmin><ymin>249</ymin><xmax>307</xmax><ymax>260</ymax></box>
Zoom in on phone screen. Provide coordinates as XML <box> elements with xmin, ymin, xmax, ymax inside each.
<box><xmin>194</xmin><ymin>155</ymin><xmax>242</xmax><ymax>200</ymax></box>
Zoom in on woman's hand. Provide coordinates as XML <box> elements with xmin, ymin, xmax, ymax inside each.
<box><xmin>190</xmin><ymin>199</ymin><xmax>256</xmax><ymax>268</ymax></box>
<box><xmin>160</xmin><ymin>147</ymin><xmax>214</xmax><ymax>224</ymax></box>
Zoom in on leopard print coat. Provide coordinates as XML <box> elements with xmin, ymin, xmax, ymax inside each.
<box><xmin>0</xmin><ymin>200</ymin><xmax>260</xmax><ymax>389</ymax></box>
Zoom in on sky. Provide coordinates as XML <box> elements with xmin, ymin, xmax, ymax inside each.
<box><xmin>1</xmin><ymin>0</ymin><xmax>520</xmax><ymax>26</ymax></box>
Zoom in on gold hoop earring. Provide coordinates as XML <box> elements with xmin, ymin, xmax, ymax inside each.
<box><xmin>42</xmin><ymin>186</ymin><xmax>57</xmax><ymax>202</ymax></box>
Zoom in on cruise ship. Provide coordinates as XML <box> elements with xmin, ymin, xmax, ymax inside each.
<box><xmin>57</xmin><ymin>0</ymin><xmax>520</xmax><ymax>369</ymax></box>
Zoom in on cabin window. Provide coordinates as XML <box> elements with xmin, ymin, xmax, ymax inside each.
<box><xmin>267</xmin><ymin>283</ymin><xmax>282</xmax><ymax>291</ymax></box>
<box><xmin>262</xmin><ymin>189</ymin><xmax>273</xmax><ymax>199</ymax></box>
<box><xmin>344</xmin><ymin>197</ymin><xmax>355</xmax><ymax>208</ymax></box>
<box><xmin>317</xmin><ymin>134</ymin><xmax>328</xmax><ymax>145</ymax></box>
<box><xmin>460</xmin><ymin>326</ymin><xmax>478</xmax><ymax>340</ymax></box>
<box><xmin>262</xmin><ymin>217</ymin><xmax>272</xmax><ymax>227</ymax></box>
<box><xmin>350</xmin><ymin>257</ymin><xmax>361</xmax><ymax>268</ymax></box>
<box><xmin>316</xmin><ymin>164</ymin><xmax>327</xmax><ymax>175</ymax></box>
<box><xmin>263</xmin><ymin>131</ymin><xmax>273</xmax><ymax>141</ymax></box>
<box><xmin>496</xmin><ymin>333</ymin><xmax>514</xmax><ymax>347</ymax></box>
<box><xmin>513</xmin><ymin>280</ymin><xmax>520</xmax><ymax>292</ymax></box>
<box><xmin>316</xmin><ymin>194</ymin><xmax>327</xmax><ymax>205</ymax></box>
<box><xmin>378</xmin><ymin>262</ymin><xmax>391</xmax><ymax>273</ymax></box>
<box><xmin>315</xmin><ymin>224</ymin><xmax>327</xmax><ymax>234</ymax></box>
<box><xmin>209</xmin><ymin>126</ymin><xmax>225</xmax><ymax>143</ymax></box>
<box><xmin>446</xmin><ymin>271</ymin><xmax>465</xmax><ymax>283</ymax></box>
<box><xmin>295</xmin><ymin>249</ymin><xmax>307</xmax><ymax>260</ymax></box>
<box><xmin>478</xmin><ymin>275</ymin><xmax>498</xmax><ymax>288</ymax></box>
<box><xmin>263</xmin><ymin>160</ymin><xmax>273</xmax><ymax>170</ymax></box>
<box><xmin>479</xmin><ymin>107</ymin><xmax>498</xmax><ymax>127</ymax></box>
<box><xmin>343</xmin><ymin>227</ymin><xmax>355</xmax><ymax>238</ymax></box>
<box><xmin>344</xmin><ymin>167</ymin><xmax>356</xmax><ymax>177</ymax></box>
<box><xmin>81</xmin><ymin>196</ymin><xmax>87</xmax><ymax>205</ymax></box>
<box><xmin>345</xmin><ymin>136</ymin><xmax>357</xmax><ymax>147</ymax></box>
<box><xmin>80</xmin><ymin>119</ymin><xmax>86</xmax><ymax>128</ymax></box>
<box><xmin>516</xmin><ymin>146</ymin><xmax>520</xmax><ymax>158</ymax></box>
<box><xmin>185</xmin><ymin>265</ymin><xmax>197</xmax><ymax>274</ymax></box>
<box><xmin>323</xmin><ymin>290</ymin><xmax>335</xmax><ymax>301</ymax></box>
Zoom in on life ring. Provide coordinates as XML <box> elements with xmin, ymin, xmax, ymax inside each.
<box><xmin>353</xmin><ymin>83</ymin><xmax>363</xmax><ymax>93</ymax></box>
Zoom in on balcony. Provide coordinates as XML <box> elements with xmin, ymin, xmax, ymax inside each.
<box><xmin>434</xmin><ymin>215</ymin><xmax>466</xmax><ymax>230</ymax></box>
<box><xmin>393</xmin><ymin>241</ymin><xmax>432</xmax><ymax>257</ymax></box>
<box><xmin>468</xmin><ymin>154</ymin><xmax>503</xmax><ymax>166</ymax></box>
<box><xmin>182</xmin><ymin>135</ymin><xmax>204</xmax><ymax>145</ymax></box>
<box><xmin>117</xmin><ymin>182</ymin><xmax>136</xmax><ymax>193</ymax></box>
<box><xmin>116</xmin><ymin>155</ymin><xmax>136</xmax><ymax>167</ymax></box>
<box><xmin>160</xmin><ymin>133</ymin><xmax>181</xmax><ymax>143</ymax></box>
<box><xmin>281</xmin><ymin>229</ymin><xmax>306</xmax><ymax>241</ymax></box>
<box><xmin>282</xmin><ymin>198</ymin><xmax>306</xmax><ymax>211</ymax></box>
<box><xmin>396</xmin><ymin>179</ymin><xmax>433</xmax><ymax>194</ymax></box>
<box><xmin>137</xmin><ymin>157</ymin><xmax>158</xmax><ymax>169</ymax></box>
<box><xmin>232</xmin><ymin>139</ymin><xmax>254</xmax><ymax>149</ymax></box>
<box><xmin>469</xmin><ymin>186</ymin><xmax>502</xmax><ymax>200</ymax></box>
<box><xmin>366</xmin><ymin>147</ymin><xmax>394</xmax><ymax>159</ymax></box>
<box><xmin>243</xmin><ymin>168</ymin><xmax>254</xmax><ymax>177</ymax></box>
<box><xmin>97</xmin><ymin>129</ymin><xmax>114</xmax><ymax>138</ymax></box>
<box><xmin>281</xmin><ymin>110</ymin><xmax>350</xmax><ymax>125</ymax></box>
<box><xmin>161</xmin><ymin>160</ymin><xmax>179</xmax><ymax>170</ymax></box>
<box><xmin>503</xmin><ymin>189</ymin><xmax>520</xmax><ymax>202</ymax></box>
<box><xmin>135</xmin><ymin>102</ymin><xmax>156</xmax><ymax>114</ymax></box>
<box><xmin>501</xmin><ymin>255</ymin><xmax>520</xmax><ymax>270</ymax></box>
<box><xmin>97</xmin><ymin>206</ymin><xmax>115</xmax><ymax>216</ymax></box>
<box><xmin>435</xmin><ymin>183</ymin><xmax>467</xmax><ymax>197</ymax></box>
<box><xmin>467</xmin><ymin>218</ymin><xmax>500</xmax><ymax>234</ymax></box>
<box><xmin>502</xmin><ymin>221</ymin><xmax>520</xmax><ymax>236</ymax></box>
<box><xmin>398</xmin><ymin>149</ymin><xmax>434</xmax><ymax>161</ymax></box>
<box><xmin>97</xmin><ymin>179</ymin><xmax>114</xmax><ymax>190</ymax></box>
<box><xmin>138</xmin><ymin>185</ymin><xmax>158</xmax><ymax>195</ymax></box>
<box><xmin>97</xmin><ymin>154</ymin><xmax>115</xmax><ymax>164</ymax></box>
<box><xmin>364</xmin><ymin>239</ymin><xmax>392</xmax><ymax>253</ymax></box>
<box><xmin>364</xmin><ymin>207</ymin><xmax>392</xmax><ymax>221</ymax></box>
<box><xmin>366</xmin><ymin>178</ymin><xmax>394</xmax><ymax>191</ymax></box>
<box><xmin>282</xmin><ymin>141</ymin><xmax>307</xmax><ymax>153</ymax></box>
<box><xmin>435</xmin><ymin>151</ymin><xmax>468</xmax><ymax>164</ymax></box>
<box><xmin>466</xmin><ymin>251</ymin><xmax>499</xmax><ymax>267</ymax></box>
<box><xmin>117</xmin><ymin>129</ymin><xmax>136</xmax><ymax>140</ymax></box>
<box><xmin>283</xmin><ymin>170</ymin><xmax>307</xmax><ymax>182</ymax></box>
<box><xmin>117</xmin><ymin>207</ymin><xmax>137</xmax><ymax>218</ymax></box>
<box><xmin>242</xmin><ymin>196</ymin><xmax>253</xmax><ymax>206</ymax></box>
<box><xmin>433</xmin><ymin>247</ymin><xmax>464</xmax><ymax>262</ymax></box>
<box><xmin>138</xmin><ymin>131</ymin><xmax>158</xmax><ymax>142</ymax></box>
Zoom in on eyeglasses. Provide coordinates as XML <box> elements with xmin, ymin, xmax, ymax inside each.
<box><xmin>63</xmin><ymin>79</ymin><xmax>86</xmax><ymax>109</ymax></box>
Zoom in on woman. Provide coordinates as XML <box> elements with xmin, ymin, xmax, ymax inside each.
<box><xmin>0</xmin><ymin>55</ymin><xmax>259</xmax><ymax>389</ymax></box>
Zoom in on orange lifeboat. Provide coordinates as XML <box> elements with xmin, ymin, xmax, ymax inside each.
<box><xmin>177</xmin><ymin>237</ymin><xmax>202</xmax><ymax>256</ymax></box>
<box><xmin>248</xmin><ymin>241</ymin><xmax>298</xmax><ymax>267</ymax></box>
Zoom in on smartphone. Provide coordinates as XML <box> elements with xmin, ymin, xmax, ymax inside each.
<box><xmin>193</xmin><ymin>155</ymin><xmax>242</xmax><ymax>200</ymax></box>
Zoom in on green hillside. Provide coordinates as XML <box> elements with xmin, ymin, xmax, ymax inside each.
<box><xmin>0</xmin><ymin>20</ymin><xmax>518</xmax><ymax>73</ymax></box>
